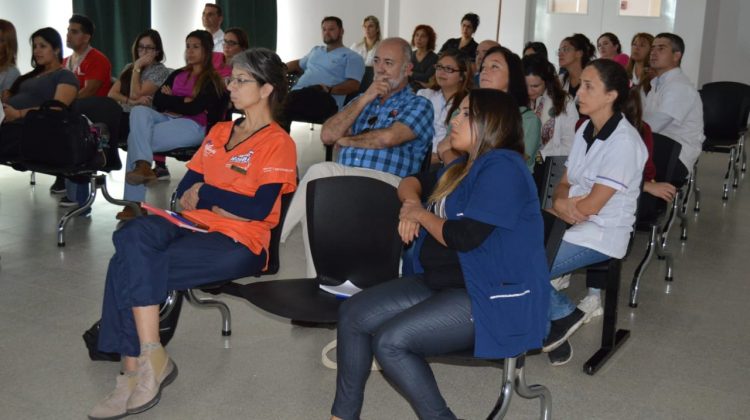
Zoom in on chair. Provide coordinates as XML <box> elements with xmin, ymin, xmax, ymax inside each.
<box><xmin>157</xmin><ymin>188</ymin><xmax>296</xmax><ymax>337</ymax></box>
<box><xmin>536</xmin><ymin>156</ymin><xmax>567</xmax><ymax>209</ymax></box>
<box><xmin>536</xmin><ymin>155</ymin><xmax>630</xmax><ymax>375</ymax></box>
<box><xmin>699</xmin><ymin>81</ymin><xmax>750</xmax><ymax>201</ymax></box>
<box><xmin>234</xmin><ymin>176</ymin><xmax>402</xmax><ymax>323</ymax></box>
<box><xmin>629</xmin><ymin>134</ymin><xmax>684</xmax><ymax>307</ymax></box>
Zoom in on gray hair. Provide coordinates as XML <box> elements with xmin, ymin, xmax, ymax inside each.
<box><xmin>377</xmin><ymin>37</ymin><xmax>412</xmax><ymax>68</ymax></box>
<box><xmin>231</xmin><ymin>48</ymin><xmax>288</xmax><ymax>117</ymax></box>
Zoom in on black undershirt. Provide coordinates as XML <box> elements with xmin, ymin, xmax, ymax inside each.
<box><xmin>410</xmin><ymin>169</ymin><xmax>494</xmax><ymax>289</ymax></box>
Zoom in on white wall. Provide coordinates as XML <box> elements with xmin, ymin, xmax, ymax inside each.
<box><xmin>276</xmin><ymin>0</ymin><xmax>386</xmax><ymax>61</ymax></box>
<box><xmin>396</xmin><ymin>0</ymin><xmax>501</xmax><ymax>48</ymax></box>
<box><xmin>2</xmin><ymin>0</ymin><xmax>73</xmax><ymax>74</ymax></box>
<box><xmin>698</xmin><ymin>0</ymin><xmax>750</xmax><ymax>85</ymax></box>
<box><xmin>152</xmin><ymin>0</ymin><xmax>206</xmax><ymax>71</ymax></box>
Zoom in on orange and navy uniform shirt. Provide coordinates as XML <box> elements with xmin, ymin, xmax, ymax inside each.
<box><xmin>184</xmin><ymin>121</ymin><xmax>297</xmax><ymax>257</ymax></box>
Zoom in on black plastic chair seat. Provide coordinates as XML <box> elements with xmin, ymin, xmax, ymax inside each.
<box><xmin>163</xmin><ymin>147</ymin><xmax>200</xmax><ymax>162</ymax></box>
<box><xmin>225</xmin><ymin>278</ymin><xmax>344</xmax><ymax>323</ymax></box>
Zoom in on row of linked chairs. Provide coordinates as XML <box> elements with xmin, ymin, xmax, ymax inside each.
<box><xmin>153</xmin><ymin>156</ymin><xmax>643</xmax><ymax>419</ymax></box>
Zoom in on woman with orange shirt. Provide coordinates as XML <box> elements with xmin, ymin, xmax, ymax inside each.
<box><xmin>88</xmin><ymin>48</ymin><xmax>297</xmax><ymax>419</ymax></box>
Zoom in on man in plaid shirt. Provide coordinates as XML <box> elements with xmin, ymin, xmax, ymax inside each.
<box><xmin>281</xmin><ymin>37</ymin><xmax>434</xmax><ymax>277</ymax></box>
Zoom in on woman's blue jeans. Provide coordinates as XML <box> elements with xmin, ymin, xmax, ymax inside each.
<box><xmin>332</xmin><ymin>276</ymin><xmax>473</xmax><ymax>420</ymax></box>
<box><xmin>548</xmin><ymin>240</ymin><xmax>609</xmax><ymax>322</ymax></box>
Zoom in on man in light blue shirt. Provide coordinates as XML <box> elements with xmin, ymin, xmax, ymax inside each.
<box><xmin>283</xmin><ymin>16</ymin><xmax>365</xmax><ymax>131</ymax></box>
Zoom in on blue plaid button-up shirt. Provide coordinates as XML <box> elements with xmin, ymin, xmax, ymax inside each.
<box><xmin>337</xmin><ymin>86</ymin><xmax>434</xmax><ymax>178</ymax></box>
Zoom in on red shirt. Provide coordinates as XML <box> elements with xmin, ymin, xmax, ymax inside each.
<box><xmin>63</xmin><ymin>47</ymin><xmax>112</xmax><ymax>97</ymax></box>
<box><xmin>184</xmin><ymin>121</ymin><xmax>297</xmax><ymax>256</ymax></box>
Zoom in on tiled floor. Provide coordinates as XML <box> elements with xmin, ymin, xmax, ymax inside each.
<box><xmin>1</xmin><ymin>125</ymin><xmax>749</xmax><ymax>420</ymax></box>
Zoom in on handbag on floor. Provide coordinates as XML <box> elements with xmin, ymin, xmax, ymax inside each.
<box><xmin>83</xmin><ymin>292</ymin><xmax>184</xmax><ymax>361</ymax></box>
<box><xmin>20</xmin><ymin>100</ymin><xmax>99</xmax><ymax>168</ymax></box>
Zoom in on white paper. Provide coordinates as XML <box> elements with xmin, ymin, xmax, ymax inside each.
<box><xmin>319</xmin><ymin>280</ymin><xmax>362</xmax><ymax>298</ymax></box>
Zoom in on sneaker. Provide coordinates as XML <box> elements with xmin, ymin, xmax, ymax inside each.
<box><xmin>59</xmin><ymin>197</ymin><xmax>79</xmax><ymax>208</ymax></box>
<box><xmin>543</xmin><ymin>308</ymin><xmax>585</xmax><ymax>353</ymax></box>
<box><xmin>548</xmin><ymin>340</ymin><xmax>573</xmax><ymax>366</ymax></box>
<box><xmin>550</xmin><ymin>274</ymin><xmax>571</xmax><ymax>291</ymax></box>
<box><xmin>88</xmin><ymin>373</ymin><xmax>136</xmax><ymax>420</ymax></box>
<box><xmin>153</xmin><ymin>165</ymin><xmax>170</xmax><ymax>181</ymax></box>
<box><xmin>125</xmin><ymin>161</ymin><xmax>157</xmax><ymax>186</ymax></box>
<box><xmin>49</xmin><ymin>176</ymin><xmax>66</xmax><ymax>194</ymax></box>
<box><xmin>126</xmin><ymin>350</ymin><xmax>178</xmax><ymax>414</ymax></box>
<box><xmin>578</xmin><ymin>294</ymin><xmax>604</xmax><ymax>324</ymax></box>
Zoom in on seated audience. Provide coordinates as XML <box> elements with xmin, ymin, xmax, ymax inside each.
<box><xmin>522</xmin><ymin>54</ymin><xmax>578</xmax><ymax>161</ymax></box>
<box><xmin>350</xmin><ymin>15</ymin><xmax>381</xmax><ymax>66</ymax></box>
<box><xmin>543</xmin><ymin>59</ymin><xmax>647</xmax><ymax>366</ymax></box>
<box><xmin>477</xmin><ymin>46</ymin><xmax>541</xmax><ymax>170</ymax></box>
<box><xmin>417</xmin><ymin>49</ymin><xmax>473</xmax><ymax>163</ymax></box>
<box><xmin>108</xmin><ymin>29</ymin><xmax>171</xmax><ymax>179</ymax></box>
<box><xmin>280</xmin><ymin>37</ymin><xmax>434</xmax><ymax>277</ymax></box>
<box><xmin>0</xmin><ymin>28</ymin><xmax>78</xmax><ymax>160</ymax></box>
<box><xmin>439</xmin><ymin>13</ymin><xmax>480</xmax><ymax>61</ymax></box>
<box><xmin>523</xmin><ymin>41</ymin><xmax>548</xmax><ymax>59</ymax></box>
<box><xmin>213</xmin><ymin>27</ymin><xmax>249</xmax><ymax>78</ymax></box>
<box><xmin>88</xmin><ymin>48</ymin><xmax>297</xmax><ymax>420</ymax></box>
<box><xmin>283</xmin><ymin>16</ymin><xmax>365</xmax><ymax>131</ymax></box>
<box><xmin>330</xmin><ymin>89</ymin><xmax>549</xmax><ymax>420</ymax></box>
<box><xmin>117</xmin><ymin>30</ymin><xmax>225</xmax><ymax>220</ymax></box>
<box><xmin>557</xmin><ymin>33</ymin><xmax>595</xmax><ymax>99</ymax></box>
<box><xmin>597</xmin><ymin>32</ymin><xmax>629</xmax><ymax>68</ymax></box>
<box><xmin>626</xmin><ymin>32</ymin><xmax>654</xmax><ymax>87</ymax></box>
<box><xmin>60</xmin><ymin>14</ymin><xmax>113</xmax><ymax>206</ymax></box>
<box><xmin>642</xmin><ymin>33</ymin><xmax>704</xmax><ymax>180</ymax></box>
<box><xmin>0</xmin><ymin>19</ymin><xmax>20</xmax><ymax>96</ymax></box>
<box><xmin>409</xmin><ymin>24</ymin><xmax>438</xmax><ymax>91</ymax></box>
<box><xmin>202</xmin><ymin>2</ymin><xmax>224</xmax><ymax>52</ymax></box>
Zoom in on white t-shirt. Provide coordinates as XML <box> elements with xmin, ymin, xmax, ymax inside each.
<box><xmin>212</xmin><ymin>29</ymin><xmax>225</xmax><ymax>53</ymax></box>
<box><xmin>350</xmin><ymin>40</ymin><xmax>378</xmax><ymax>66</ymax></box>
<box><xmin>643</xmin><ymin>67</ymin><xmax>704</xmax><ymax>172</ymax></box>
<box><xmin>563</xmin><ymin>114</ymin><xmax>648</xmax><ymax>258</ymax></box>
<box><xmin>417</xmin><ymin>88</ymin><xmax>452</xmax><ymax>153</ymax></box>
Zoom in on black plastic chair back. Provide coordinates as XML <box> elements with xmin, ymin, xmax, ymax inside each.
<box><xmin>700</xmin><ymin>81</ymin><xmax>750</xmax><ymax>145</ymax></box>
<box><xmin>307</xmin><ymin>176</ymin><xmax>402</xmax><ymax>288</ymax></box>
<box><xmin>537</xmin><ymin>156</ymin><xmax>567</xmax><ymax>209</ymax></box>
<box><xmin>542</xmin><ymin>211</ymin><xmax>568</xmax><ymax>269</ymax></box>
<box><xmin>652</xmin><ymin>133</ymin><xmax>683</xmax><ymax>185</ymax></box>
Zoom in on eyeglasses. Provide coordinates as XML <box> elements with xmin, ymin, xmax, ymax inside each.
<box><xmin>224</xmin><ymin>40</ymin><xmax>240</xmax><ymax>47</ymax></box>
<box><xmin>434</xmin><ymin>64</ymin><xmax>460</xmax><ymax>74</ymax></box>
<box><xmin>225</xmin><ymin>76</ymin><xmax>258</xmax><ymax>87</ymax></box>
<box><xmin>557</xmin><ymin>47</ymin><xmax>574</xmax><ymax>54</ymax></box>
<box><xmin>137</xmin><ymin>45</ymin><xmax>156</xmax><ymax>52</ymax></box>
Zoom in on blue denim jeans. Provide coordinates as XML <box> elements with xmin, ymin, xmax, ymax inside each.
<box><xmin>548</xmin><ymin>240</ymin><xmax>609</xmax><ymax>322</ymax></box>
<box><xmin>332</xmin><ymin>276</ymin><xmax>472</xmax><ymax>420</ymax></box>
<box><xmin>123</xmin><ymin>106</ymin><xmax>205</xmax><ymax>202</ymax></box>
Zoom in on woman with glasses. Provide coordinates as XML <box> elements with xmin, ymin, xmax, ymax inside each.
<box><xmin>214</xmin><ymin>27</ymin><xmax>249</xmax><ymax>78</ymax></box>
<box><xmin>116</xmin><ymin>30</ymin><xmax>225</xmax><ymax>220</ymax></box>
<box><xmin>89</xmin><ymin>48</ymin><xmax>297</xmax><ymax>419</ymax></box>
<box><xmin>557</xmin><ymin>33</ymin><xmax>595</xmax><ymax>98</ymax></box>
<box><xmin>476</xmin><ymin>45</ymin><xmax>541</xmax><ymax>170</ymax></box>
<box><xmin>417</xmin><ymin>50</ymin><xmax>473</xmax><ymax>163</ymax></box>
<box><xmin>108</xmin><ymin>29</ymin><xmax>171</xmax><ymax>178</ymax></box>
<box><xmin>409</xmin><ymin>24</ymin><xmax>438</xmax><ymax>91</ymax></box>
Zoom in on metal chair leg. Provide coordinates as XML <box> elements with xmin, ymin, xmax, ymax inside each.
<box><xmin>488</xmin><ymin>357</ymin><xmax>516</xmax><ymax>420</ymax></box>
<box><xmin>30</xmin><ymin>171</ymin><xmax>36</xmax><ymax>185</ymax></box>
<box><xmin>691</xmin><ymin>163</ymin><xmax>701</xmax><ymax>212</ymax></box>
<box><xmin>722</xmin><ymin>148</ymin><xmax>735</xmax><ymax>200</ymax></box>
<box><xmin>185</xmin><ymin>288</ymin><xmax>232</xmax><ymax>336</ymax></box>
<box><xmin>740</xmin><ymin>133</ymin><xmax>747</xmax><ymax>173</ymax></box>
<box><xmin>630</xmin><ymin>224</ymin><xmax>658</xmax><ymax>307</ymax></box>
<box><xmin>514</xmin><ymin>362</ymin><xmax>552</xmax><ymax>420</ymax></box>
<box><xmin>660</xmin><ymin>193</ymin><xmax>679</xmax><ymax>251</ymax></box>
<box><xmin>159</xmin><ymin>290</ymin><xmax>181</xmax><ymax>321</ymax></box>
<box><xmin>653</xmin><ymin>231</ymin><xmax>674</xmax><ymax>281</ymax></box>
<box><xmin>57</xmin><ymin>175</ymin><xmax>97</xmax><ymax>246</ymax></box>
